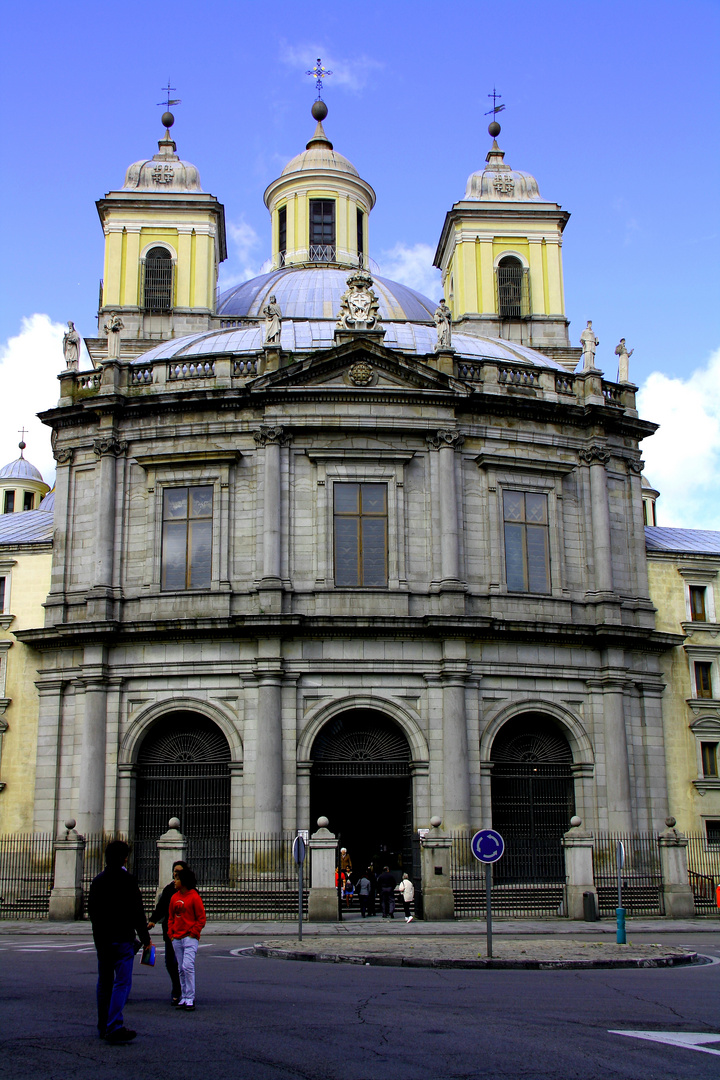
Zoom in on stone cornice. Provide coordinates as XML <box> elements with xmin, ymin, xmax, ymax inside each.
<box><xmin>475</xmin><ymin>452</ymin><xmax>574</xmax><ymax>475</ymax></box>
<box><xmin>15</xmin><ymin>615</ymin><xmax>684</xmax><ymax>654</ymax></box>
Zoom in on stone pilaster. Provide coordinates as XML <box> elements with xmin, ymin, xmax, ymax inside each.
<box><xmin>307</xmin><ymin>817</ymin><xmax>338</xmax><ymax>921</ymax></box>
<box><xmin>76</xmin><ymin>650</ymin><xmax>109</xmax><ymax>835</ymax></box>
<box><xmin>580</xmin><ymin>446</ymin><xmax>613</xmax><ymax>594</ymax></box>
<box><xmin>253</xmin><ymin>641</ymin><xmax>284</xmax><ymax>833</ymax></box>
<box><xmin>658</xmin><ymin>818</ymin><xmax>696</xmax><ymax>918</ymax></box>
<box><xmin>49</xmin><ymin>820</ymin><xmax>85</xmax><ymax>920</ymax></box>
<box><xmin>562</xmin><ymin>817</ymin><xmax>598</xmax><ymax>920</ymax></box>
<box><xmin>254</xmin><ymin>426</ymin><xmax>291</xmax><ymax>613</ymax></box>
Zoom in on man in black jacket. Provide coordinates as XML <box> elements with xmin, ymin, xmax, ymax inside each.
<box><xmin>88</xmin><ymin>840</ymin><xmax>150</xmax><ymax>1043</ymax></box>
<box><xmin>147</xmin><ymin>860</ymin><xmax>186</xmax><ymax>1004</ymax></box>
<box><xmin>376</xmin><ymin>866</ymin><xmax>397</xmax><ymax>919</ymax></box>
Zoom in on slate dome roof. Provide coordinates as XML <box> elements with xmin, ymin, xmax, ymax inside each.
<box><xmin>0</xmin><ymin>455</ymin><xmax>44</xmax><ymax>481</ymax></box>
<box><xmin>217</xmin><ymin>266</ymin><xmax>437</xmax><ymax>323</ymax></box>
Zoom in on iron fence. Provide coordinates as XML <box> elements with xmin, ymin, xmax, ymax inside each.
<box><xmin>686</xmin><ymin>835</ymin><xmax>720</xmax><ymax>915</ymax></box>
<box><xmin>0</xmin><ymin>833</ymin><xmax>54</xmax><ymax>919</ymax></box>
<box><xmin>81</xmin><ymin>833</ymin><xmax>134</xmax><ymax>916</ymax></box>
<box><xmin>189</xmin><ymin>833</ymin><xmax>308</xmax><ymax>921</ymax></box>
<box><xmin>593</xmin><ymin>833</ymin><xmax>664</xmax><ymax>916</ymax></box>
<box><xmin>450</xmin><ymin>833</ymin><xmax>565</xmax><ymax>918</ymax></box>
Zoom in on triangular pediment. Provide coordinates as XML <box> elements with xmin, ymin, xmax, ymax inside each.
<box><xmin>254</xmin><ymin>336</ymin><xmax>470</xmax><ymax>395</ymax></box>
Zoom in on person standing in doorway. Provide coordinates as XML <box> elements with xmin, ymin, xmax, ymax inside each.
<box><xmin>356</xmin><ymin>872</ymin><xmax>372</xmax><ymax>917</ymax></box>
<box><xmin>168</xmin><ymin>866</ymin><xmax>206</xmax><ymax>1010</ymax></box>
<box><xmin>377</xmin><ymin>866</ymin><xmax>396</xmax><ymax>919</ymax></box>
<box><xmin>88</xmin><ymin>839</ymin><xmax>151</xmax><ymax>1043</ymax></box>
<box><xmin>398</xmin><ymin>873</ymin><xmax>415</xmax><ymax>922</ymax></box>
<box><xmin>340</xmin><ymin>847</ymin><xmax>352</xmax><ymax>875</ymax></box>
<box><xmin>147</xmin><ymin>861</ymin><xmax>187</xmax><ymax>1005</ymax></box>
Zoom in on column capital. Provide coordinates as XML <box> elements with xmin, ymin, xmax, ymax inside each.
<box><xmin>426</xmin><ymin>429</ymin><xmax>465</xmax><ymax>451</ymax></box>
<box><xmin>579</xmin><ymin>445</ymin><xmax>610</xmax><ymax>466</ymax></box>
<box><xmin>253</xmin><ymin>425</ymin><xmax>292</xmax><ymax>447</ymax></box>
<box><xmin>93</xmin><ymin>436</ymin><xmax>128</xmax><ymax>458</ymax></box>
<box><xmin>53</xmin><ymin>445</ymin><xmax>75</xmax><ymax>465</ymax></box>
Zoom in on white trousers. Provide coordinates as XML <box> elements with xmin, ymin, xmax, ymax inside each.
<box><xmin>172</xmin><ymin>937</ymin><xmax>199</xmax><ymax>1004</ymax></box>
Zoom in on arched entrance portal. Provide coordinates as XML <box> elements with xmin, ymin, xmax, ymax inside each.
<box><xmin>134</xmin><ymin>712</ymin><xmax>231</xmax><ymax>886</ymax></box>
<box><xmin>490</xmin><ymin>714</ymin><xmax>575</xmax><ymax>883</ymax></box>
<box><xmin>310</xmin><ymin>709</ymin><xmax>413</xmax><ymax>876</ymax></box>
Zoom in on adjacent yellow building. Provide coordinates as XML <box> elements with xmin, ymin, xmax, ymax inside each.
<box><xmin>0</xmin><ymin>471</ymin><xmax>53</xmax><ymax>833</ymax></box>
<box><xmin>646</xmin><ymin>521</ymin><xmax>720</xmax><ymax>840</ymax></box>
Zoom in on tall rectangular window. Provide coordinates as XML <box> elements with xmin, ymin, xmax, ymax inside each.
<box><xmin>278</xmin><ymin>206</ymin><xmax>287</xmax><ymax>265</ymax></box>
<box><xmin>695</xmin><ymin>661</ymin><xmax>713</xmax><ymax>699</ymax></box>
<box><xmin>357</xmin><ymin>208</ymin><xmax>364</xmax><ymax>263</ymax></box>
<box><xmin>0</xmin><ymin>577</ymin><xmax>6</xmax><ymax>612</ymax></box>
<box><xmin>3</xmin><ymin>492</ymin><xmax>14</xmax><ymax>514</ymax></box>
<box><xmin>707</xmin><ymin>820</ymin><xmax>720</xmax><ymax>845</ymax></box>
<box><xmin>503</xmin><ymin>490</ymin><xmax>550</xmax><ymax>593</ymax></box>
<box><xmin>309</xmin><ymin>199</ymin><xmax>335</xmax><ymax>260</ymax></box>
<box><xmin>690</xmin><ymin>586</ymin><xmax>707</xmax><ymax>622</ymax></box>
<box><xmin>161</xmin><ymin>486</ymin><xmax>213</xmax><ymax>590</ymax></box>
<box><xmin>334</xmin><ymin>482</ymin><xmax>387</xmax><ymax>587</ymax></box>
<box><xmin>23</xmin><ymin>491</ymin><xmax>34</xmax><ymax>511</ymax></box>
<box><xmin>701</xmin><ymin>742</ymin><xmax>719</xmax><ymax>778</ymax></box>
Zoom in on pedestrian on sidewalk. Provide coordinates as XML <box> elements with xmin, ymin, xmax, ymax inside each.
<box><xmin>147</xmin><ymin>860</ymin><xmax>187</xmax><ymax>1005</ymax></box>
<box><xmin>377</xmin><ymin>866</ymin><xmax>396</xmax><ymax>919</ymax></box>
<box><xmin>397</xmin><ymin>873</ymin><xmax>415</xmax><ymax>922</ymax></box>
<box><xmin>356</xmin><ymin>872</ymin><xmax>372</xmax><ymax>917</ymax></box>
<box><xmin>168</xmin><ymin>866</ymin><xmax>206</xmax><ymax>1010</ymax></box>
<box><xmin>366</xmin><ymin>866</ymin><xmax>377</xmax><ymax>916</ymax></box>
<box><xmin>88</xmin><ymin>839</ymin><xmax>151</xmax><ymax>1044</ymax></box>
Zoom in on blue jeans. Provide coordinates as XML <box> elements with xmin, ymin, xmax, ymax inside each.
<box><xmin>96</xmin><ymin>941</ymin><xmax>135</xmax><ymax>1035</ymax></box>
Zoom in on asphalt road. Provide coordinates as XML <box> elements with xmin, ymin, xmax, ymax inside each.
<box><xmin>1</xmin><ymin>933</ymin><xmax>720</xmax><ymax>1079</ymax></box>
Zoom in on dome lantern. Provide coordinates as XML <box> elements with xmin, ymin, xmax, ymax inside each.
<box><xmin>263</xmin><ymin>101</ymin><xmax>376</xmax><ymax>273</ymax></box>
<box><xmin>0</xmin><ymin>441</ymin><xmax>50</xmax><ymax>514</ymax></box>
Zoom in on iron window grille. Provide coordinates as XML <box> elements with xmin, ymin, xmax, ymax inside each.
<box><xmin>496</xmin><ymin>259</ymin><xmax>531</xmax><ymax>318</ymax></box>
<box><xmin>161</xmin><ymin>486</ymin><xmax>213</xmax><ymax>590</ymax></box>
<box><xmin>142</xmin><ymin>247</ymin><xmax>174</xmax><ymax>311</ymax></box>
<box><xmin>333</xmin><ymin>482</ymin><xmax>388</xmax><ymax>587</ymax></box>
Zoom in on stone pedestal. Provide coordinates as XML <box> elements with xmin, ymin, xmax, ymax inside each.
<box><xmin>420</xmin><ymin>818</ymin><xmax>454</xmax><ymax>921</ymax></box>
<box><xmin>659</xmin><ymin>819</ymin><xmax>696</xmax><ymax>917</ymax></box>
<box><xmin>562</xmin><ymin>817</ymin><xmax>598</xmax><ymax>920</ymax></box>
<box><xmin>49</xmin><ymin>820</ymin><xmax>85</xmax><ymax>921</ymax></box>
<box><xmin>307</xmin><ymin>818</ymin><xmax>338</xmax><ymax>921</ymax></box>
<box><xmin>434</xmin><ymin>347</ymin><xmax>455</xmax><ymax>377</ymax></box>
<box><xmin>259</xmin><ymin>346</ymin><xmax>281</xmax><ymax>374</ymax></box>
<box><xmin>156</xmin><ymin>817</ymin><xmax>187</xmax><ymax>903</ymax></box>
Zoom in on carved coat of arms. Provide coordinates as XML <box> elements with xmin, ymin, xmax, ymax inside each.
<box><xmin>336</xmin><ymin>269</ymin><xmax>381</xmax><ymax>332</ymax></box>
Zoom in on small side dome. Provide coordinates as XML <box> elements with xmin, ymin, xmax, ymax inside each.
<box><xmin>123</xmin><ymin>125</ymin><xmax>202</xmax><ymax>192</ymax></box>
<box><xmin>465</xmin><ymin>140</ymin><xmax>542</xmax><ymax>202</ymax></box>
<box><xmin>0</xmin><ymin>455</ymin><xmax>44</xmax><ymax>481</ymax></box>
<box><xmin>281</xmin><ymin>121</ymin><xmax>360</xmax><ymax>179</ymax></box>
<box><xmin>39</xmin><ymin>488</ymin><xmax>55</xmax><ymax>513</ymax></box>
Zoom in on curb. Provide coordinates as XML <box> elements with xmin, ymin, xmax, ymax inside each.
<box><xmin>250</xmin><ymin>945</ymin><xmax>702</xmax><ymax>971</ymax></box>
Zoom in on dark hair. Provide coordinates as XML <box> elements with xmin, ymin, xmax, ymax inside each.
<box><xmin>105</xmin><ymin>840</ymin><xmax>130</xmax><ymax>868</ymax></box>
<box><xmin>176</xmin><ymin>866</ymin><xmax>197</xmax><ymax>890</ymax></box>
<box><xmin>172</xmin><ymin>860</ymin><xmax>188</xmax><ymax>872</ymax></box>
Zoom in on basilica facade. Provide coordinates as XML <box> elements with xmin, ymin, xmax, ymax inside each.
<box><xmin>18</xmin><ymin>101</ymin><xmax>681</xmax><ymax>880</ymax></box>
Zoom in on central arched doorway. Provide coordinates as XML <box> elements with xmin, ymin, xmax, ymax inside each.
<box><xmin>310</xmin><ymin>709</ymin><xmax>413</xmax><ymax>876</ymax></box>
<box><xmin>490</xmin><ymin>713</ymin><xmax>575</xmax><ymax>883</ymax></box>
<box><xmin>134</xmin><ymin>711</ymin><xmax>231</xmax><ymax>887</ymax></box>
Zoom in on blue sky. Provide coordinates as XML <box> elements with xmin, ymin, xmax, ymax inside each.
<box><xmin>1</xmin><ymin>1</ymin><xmax>719</xmax><ymax>525</ymax></box>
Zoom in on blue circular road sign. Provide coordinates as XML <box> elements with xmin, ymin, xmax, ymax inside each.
<box><xmin>470</xmin><ymin>829</ymin><xmax>505</xmax><ymax>863</ymax></box>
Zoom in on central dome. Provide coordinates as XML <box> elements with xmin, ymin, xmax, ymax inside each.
<box><xmin>217</xmin><ymin>266</ymin><xmax>437</xmax><ymax>323</ymax></box>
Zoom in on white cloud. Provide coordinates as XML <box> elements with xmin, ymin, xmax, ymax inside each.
<box><xmin>218</xmin><ymin>218</ymin><xmax>271</xmax><ymax>292</ymax></box>
<box><xmin>279</xmin><ymin>43</ymin><xmax>383</xmax><ymax>93</ymax></box>
<box><xmin>0</xmin><ymin>314</ymin><xmax>68</xmax><ymax>491</ymax></box>
<box><xmin>377</xmin><ymin>243</ymin><xmax>442</xmax><ymax>301</ymax></box>
<box><xmin>637</xmin><ymin>346</ymin><xmax>720</xmax><ymax>529</ymax></box>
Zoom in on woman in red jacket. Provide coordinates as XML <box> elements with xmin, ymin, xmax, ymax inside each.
<box><xmin>168</xmin><ymin>866</ymin><xmax>206</xmax><ymax>1010</ymax></box>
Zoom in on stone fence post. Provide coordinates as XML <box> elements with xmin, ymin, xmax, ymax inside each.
<box><xmin>420</xmin><ymin>816</ymin><xmax>454</xmax><ymax>921</ymax></box>
<box><xmin>156</xmin><ymin>817</ymin><xmax>187</xmax><ymax>904</ymax></box>
<box><xmin>49</xmin><ymin>818</ymin><xmax>85</xmax><ymax>920</ymax></box>
<box><xmin>562</xmin><ymin>816</ymin><xmax>598</xmax><ymax>920</ymax></box>
<box><xmin>307</xmin><ymin>816</ymin><xmax>338</xmax><ymax>921</ymax></box>
<box><xmin>659</xmin><ymin>817</ymin><xmax>696</xmax><ymax>918</ymax></box>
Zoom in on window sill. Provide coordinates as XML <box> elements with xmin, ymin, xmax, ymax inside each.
<box><xmin>682</xmin><ymin>621</ymin><xmax>720</xmax><ymax>637</ymax></box>
<box><xmin>687</xmin><ymin>698</ymin><xmax>720</xmax><ymax>713</ymax></box>
<box><xmin>693</xmin><ymin>778</ymin><xmax>720</xmax><ymax>794</ymax></box>
<box><xmin>0</xmin><ymin>615</ymin><xmax>14</xmax><ymax>630</ymax></box>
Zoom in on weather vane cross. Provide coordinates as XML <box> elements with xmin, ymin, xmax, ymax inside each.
<box><xmin>485</xmin><ymin>87</ymin><xmax>505</xmax><ymax>117</ymax></box>
<box><xmin>157</xmin><ymin>81</ymin><xmax>182</xmax><ymax>111</ymax></box>
<box><xmin>18</xmin><ymin>427</ymin><xmax>27</xmax><ymax>443</ymax></box>
<box><xmin>306</xmin><ymin>58</ymin><xmax>332</xmax><ymax>100</ymax></box>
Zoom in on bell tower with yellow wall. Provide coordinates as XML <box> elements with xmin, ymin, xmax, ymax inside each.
<box><xmin>434</xmin><ymin>119</ymin><xmax>580</xmax><ymax>370</ymax></box>
<box><xmin>91</xmin><ymin>111</ymin><xmax>227</xmax><ymax>362</ymax></box>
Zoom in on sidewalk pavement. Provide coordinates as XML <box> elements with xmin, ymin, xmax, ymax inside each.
<box><xmin>1</xmin><ymin>914</ymin><xmax>718</xmax><ymax>937</ymax></box>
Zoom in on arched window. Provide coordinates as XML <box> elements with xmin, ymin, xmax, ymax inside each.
<box><xmin>143</xmin><ymin>246</ymin><xmax>174</xmax><ymax>310</ymax></box>
<box><xmin>496</xmin><ymin>255</ymin><xmax>529</xmax><ymax>318</ymax></box>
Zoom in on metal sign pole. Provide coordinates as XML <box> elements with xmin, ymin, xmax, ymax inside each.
<box><xmin>616</xmin><ymin>840</ymin><xmax>626</xmax><ymax>945</ymax></box>
<box><xmin>485</xmin><ymin>862</ymin><xmax>493</xmax><ymax>959</ymax></box>
<box><xmin>293</xmin><ymin>835</ymin><xmax>306</xmax><ymax>943</ymax></box>
<box><xmin>298</xmin><ymin>858</ymin><xmax>303</xmax><ymax>942</ymax></box>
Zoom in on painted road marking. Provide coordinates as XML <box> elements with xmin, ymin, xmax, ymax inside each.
<box><xmin>610</xmin><ymin>1031</ymin><xmax>720</xmax><ymax>1057</ymax></box>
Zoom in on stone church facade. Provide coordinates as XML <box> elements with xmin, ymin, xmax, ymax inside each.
<box><xmin>19</xmin><ymin>102</ymin><xmax>679</xmax><ymax>879</ymax></box>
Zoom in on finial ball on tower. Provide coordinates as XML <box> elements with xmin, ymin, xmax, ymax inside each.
<box><xmin>162</xmin><ymin>111</ymin><xmax>175</xmax><ymax>129</ymax></box>
<box><xmin>488</xmin><ymin>120</ymin><xmax>501</xmax><ymax>138</ymax></box>
<box><xmin>311</xmin><ymin>99</ymin><xmax>328</xmax><ymax>122</ymax></box>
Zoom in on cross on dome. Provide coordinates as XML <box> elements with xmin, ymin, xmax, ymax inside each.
<box><xmin>306</xmin><ymin>58</ymin><xmax>333</xmax><ymax>99</ymax></box>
